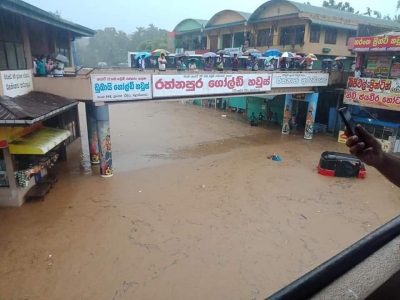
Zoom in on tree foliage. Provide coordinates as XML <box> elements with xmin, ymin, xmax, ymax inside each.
<box><xmin>76</xmin><ymin>24</ymin><xmax>168</xmax><ymax>67</ymax></box>
<box><xmin>321</xmin><ymin>0</ymin><xmax>400</xmax><ymax>20</ymax></box>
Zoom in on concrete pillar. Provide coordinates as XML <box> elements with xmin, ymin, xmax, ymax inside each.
<box><xmin>86</xmin><ymin>103</ymin><xmax>113</xmax><ymax>177</ymax></box>
<box><xmin>304</xmin><ymin>93</ymin><xmax>319</xmax><ymax>140</ymax></box>
<box><xmin>282</xmin><ymin>95</ymin><xmax>293</xmax><ymax>134</ymax></box>
<box><xmin>86</xmin><ymin>102</ymin><xmax>100</xmax><ymax>165</ymax></box>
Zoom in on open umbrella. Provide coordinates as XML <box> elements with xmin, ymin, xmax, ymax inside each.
<box><xmin>151</xmin><ymin>49</ymin><xmax>170</xmax><ymax>57</ymax></box>
<box><xmin>135</xmin><ymin>52</ymin><xmax>151</xmax><ymax>60</ymax></box>
<box><xmin>217</xmin><ymin>50</ymin><xmax>230</xmax><ymax>55</ymax></box>
<box><xmin>294</xmin><ymin>54</ymin><xmax>303</xmax><ymax>59</ymax></box>
<box><xmin>264</xmin><ymin>49</ymin><xmax>281</xmax><ymax>57</ymax></box>
<box><xmin>243</xmin><ymin>48</ymin><xmax>260</xmax><ymax>55</ymax></box>
<box><xmin>175</xmin><ymin>52</ymin><xmax>189</xmax><ymax>58</ymax></box>
<box><xmin>251</xmin><ymin>53</ymin><xmax>262</xmax><ymax>58</ymax></box>
<box><xmin>50</xmin><ymin>53</ymin><xmax>69</xmax><ymax>64</ymax></box>
<box><xmin>323</xmin><ymin>58</ymin><xmax>334</xmax><ymax>62</ymax></box>
<box><xmin>202</xmin><ymin>52</ymin><xmax>217</xmax><ymax>58</ymax></box>
<box><xmin>265</xmin><ymin>56</ymin><xmax>278</xmax><ymax>62</ymax></box>
<box><xmin>306</xmin><ymin>53</ymin><xmax>318</xmax><ymax>61</ymax></box>
<box><xmin>335</xmin><ymin>56</ymin><xmax>347</xmax><ymax>60</ymax></box>
<box><xmin>281</xmin><ymin>52</ymin><xmax>295</xmax><ymax>58</ymax></box>
<box><xmin>300</xmin><ymin>57</ymin><xmax>313</xmax><ymax>65</ymax></box>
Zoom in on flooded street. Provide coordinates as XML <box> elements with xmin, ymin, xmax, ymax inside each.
<box><xmin>1</xmin><ymin>102</ymin><xmax>399</xmax><ymax>300</ymax></box>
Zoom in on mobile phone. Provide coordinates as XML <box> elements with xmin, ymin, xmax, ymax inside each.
<box><xmin>338</xmin><ymin>107</ymin><xmax>359</xmax><ymax>138</ymax></box>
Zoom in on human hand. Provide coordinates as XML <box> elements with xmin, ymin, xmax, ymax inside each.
<box><xmin>345</xmin><ymin>124</ymin><xmax>384</xmax><ymax>168</ymax></box>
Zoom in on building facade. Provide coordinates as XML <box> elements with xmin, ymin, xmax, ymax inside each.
<box><xmin>171</xmin><ymin>0</ymin><xmax>400</xmax><ymax>67</ymax></box>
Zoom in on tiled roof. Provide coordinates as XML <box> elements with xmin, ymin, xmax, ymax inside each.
<box><xmin>0</xmin><ymin>92</ymin><xmax>77</xmax><ymax>121</ymax></box>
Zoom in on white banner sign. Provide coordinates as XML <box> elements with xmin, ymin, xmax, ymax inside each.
<box><xmin>152</xmin><ymin>73</ymin><xmax>272</xmax><ymax>98</ymax></box>
<box><xmin>271</xmin><ymin>73</ymin><xmax>329</xmax><ymax>88</ymax></box>
<box><xmin>91</xmin><ymin>74</ymin><xmax>152</xmax><ymax>102</ymax></box>
<box><xmin>1</xmin><ymin>70</ymin><xmax>33</xmax><ymax>97</ymax></box>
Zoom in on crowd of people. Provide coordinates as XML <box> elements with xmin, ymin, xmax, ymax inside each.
<box><xmin>33</xmin><ymin>55</ymin><xmax>65</xmax><ymax>77</ymax></box>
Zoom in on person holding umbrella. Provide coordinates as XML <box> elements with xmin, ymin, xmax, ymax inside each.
<box><xmin>231</xmin><ymin>53</ymin><xmax>239</xmax><ymax>71</ymax></box>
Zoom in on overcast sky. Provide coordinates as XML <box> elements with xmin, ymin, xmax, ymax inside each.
<box><xmin>26</xmin><ymin>0</ymin><xmax>396</xmax><ymax>33</ymax></box>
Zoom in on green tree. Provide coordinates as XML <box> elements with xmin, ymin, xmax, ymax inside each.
<box><xmin>322</xmin><ymin>0</ymin><xmax>355</xmax><ymax>12</ymax></box>
<box><xmin>76</xmin><ymin>24</ymin><xmax>168</xmax><ymax>67</ymax></box>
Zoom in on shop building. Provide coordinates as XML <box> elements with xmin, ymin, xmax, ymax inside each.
<box><xmin>0</xmin><ymin>0</ymin><xmax>95</xmax><ymax>206</ymax></box>
<box><xmin>170</xmin><ymin>0</ymin><xmax>400</xmax><ymax>69</ymax></box>
<box><xmin>343</xmin><ymin>33</ymin><xmax>400</xmax><ymax>153</ymax></box>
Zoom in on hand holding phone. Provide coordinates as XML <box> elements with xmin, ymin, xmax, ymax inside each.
<box><xmin>338</xmin><ymin>107</ymin><xmax>363</xmax><ymax>142</ymax></box>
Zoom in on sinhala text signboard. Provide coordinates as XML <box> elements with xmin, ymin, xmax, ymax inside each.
<box><xmin>152</xmin><ymin>73</ymin><xmax>272</xmax><ymax>98</ymax></box>
<box><xmin>91</xmin><ymin>74</ymin><xmax>152</xmax><ymax>102</ymax></box>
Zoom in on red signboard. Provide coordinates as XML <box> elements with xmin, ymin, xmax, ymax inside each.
<box><xmin>351</xmin><ymin>36</ymin><xmax>400</xmax><ymax>52</ymax></box>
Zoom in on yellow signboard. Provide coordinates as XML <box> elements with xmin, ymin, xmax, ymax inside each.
<box><xmin>338</xmin><ymin>130</ymin><xmax>392</xmax><ymax>153</ymax></box>
<box><xmin>344</xmin><ymin>89</ymin><xmax>400</xmax><ymax>112</ymax></box>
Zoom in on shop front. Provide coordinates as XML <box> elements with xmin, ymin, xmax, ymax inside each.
<box><xmin>0</xmin><ymin>123</ymin><xmax>72</xmax><ymax>206</ymax></box>
<box><xmin>342</xmin><ymin>76</ymin><xmax>400</xmax><ymax>153</ymax></box>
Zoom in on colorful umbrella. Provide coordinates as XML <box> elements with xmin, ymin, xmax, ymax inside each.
<box><xmin>335</xmin><ymin>56</ymin><xmax>347</xmax><ymax>60</ymax></box>
<box><xmin>202</xmin><ymin>52</ymin><xmax>217</xmax><ymax>58</ymax></box>
<box><xmin>243</xmin><ymin>48</ymin><xmax>260</xmax><ymax>55</ymax></box>
<box><xmin>134</xmin><ymin>52</ymin><xmax>151</xmax><ymax>59</ymax></box>
<box><xmin>265</xmin><ymin>56</ymin><xmax>278</xmax><ymax>62</ymax></box>
<box><xmin>151</xmin><ymin>49</ymin><xmax>170</xmax><ymax>57</ymax></box>
<box><xmin>306</xmin><ymin>53</ymin><xmax>318</xmax><ymax>61</ymax></box>
<box><xmin>294</xmin><ymin>54</ymin><xmax>303</xmax><ymax>59</ymax></box>
<box><xmin>263</xmin><ymin>49</ymin><xmax>281</xmax><ymax>57</ymax></box>
<box><xmin>281</xmin><ymin>52</ymin><xmax>295</xmax><ymax>58</ymax></box>
<box><xmin>300</xmin><ymin>57</ymin><xmax>313</xmax><ymax>65</ymax></box>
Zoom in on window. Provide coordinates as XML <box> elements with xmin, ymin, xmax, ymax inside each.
<box><xmin>15</xmin><ymin>44</ymin><xmax>26</xmax><ymax>69</ymax></box>
<box><xmin>257</xmin><ymin>29</ymin><xmax>274</xmax><ymax>46</ymax></box>
<box><xmin>5</xmin><ymin>42</ymin><xmax>18</xmax><ymax>69</ymax></box>
<box><xmin>0</xmin><ymin>42</ymin><xmax>7</xmax><ymax>70</ymax></box>
<box><xmin>294</xmin><ymin>25</ymin><xmax>305</xmax><ymax>44</ymax></box>
<box><xmin>310</xmin><ymin>26</ymin><xmax>321</xmax><ymax>43</ymax></box>
<box><xmin>346</xmin><ymin>30</ymin><xmax>356</xmax><ymax>46</ymax></box>
<box><xmin>325</xmin><ymin>28</ymin><xmax>337</xmax><ymax>44</ymax></box>
<box><xmin>279</xmin><ymin>27</ymin><xmax>290</xmax><ymax>46</ymax></box>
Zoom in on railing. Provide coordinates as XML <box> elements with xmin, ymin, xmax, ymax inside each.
<box><xmin>266</xmin><ymin>215</ymin><xmax>400</xmax><ymax>300</ymax></box>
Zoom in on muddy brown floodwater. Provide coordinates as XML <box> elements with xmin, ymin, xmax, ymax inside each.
<box><xmin>0</xmin><ymin>102</ymin><xmax>399</xmax><ymax>300</ymax></box>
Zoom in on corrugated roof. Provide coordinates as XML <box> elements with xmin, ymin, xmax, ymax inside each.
<box><xmin>0</xmin><ymin>92</ymin><xmax>77</xmax><ymax>122</ymax></box>
<box><xmin>193</xmin><ymin>19</ymin><xmax>209</xmax><ymax>27</ymax></box>
<box><xmin>249</xmin><ymin>0</ymin><xmax>400</xmax><ymax>29</ymax></box>
<box><xmin>311</xmin><ymin>19</ymin><xmax>358</xmax><ymax>31</ymax></box>
<box><xmin>0</xmin><ymin>0</ymin><xmax>95</xmax><ymax>37</ymax></box>
<box><xmin>289</xmin><ymin>0</ymin><xmax>400</xmax><ymax>29</ymax></box>
<box><xmin>206</xmin><ymin>10</ymin><xmax>251</xmax><ymax>28</ymax></box>
<box><xmin>173</xmin><ymin>18</ymin><xmax>209</xmax><ymax>32</ymax></box>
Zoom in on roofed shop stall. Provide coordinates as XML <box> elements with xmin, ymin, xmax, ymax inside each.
<box><xmin>0</xmin><ymin>90</ymin><xmax>80</xmax><ymax>207</ymax></box>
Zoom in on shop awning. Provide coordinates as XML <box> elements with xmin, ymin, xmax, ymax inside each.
<box><xmin>9</xmin><ymin>127</ymin><xmax>71</xmax><ymax>155</ymax></box>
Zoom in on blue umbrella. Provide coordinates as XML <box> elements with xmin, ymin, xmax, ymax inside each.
<box><xmin>135</xmin><ymin>52</ymin><xmax>150</xmax><ymax>59</ymax></box>
<box><xmin>263</xmin><ymin>49</ymin><xmax>282</xmax><ymax>57</ymax></box>
<box><xmin>251</xmin><ymin>53</ymin><xmax>262</xmax><ymax>58</ymax></box>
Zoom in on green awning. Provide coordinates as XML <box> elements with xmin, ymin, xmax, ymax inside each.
<box><xmin>311</xmin><ymin>20</ymin><xmax>357</xmax><ymax>31</ymax></box>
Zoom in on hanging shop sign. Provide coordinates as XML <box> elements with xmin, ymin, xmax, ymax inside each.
<box><xmin>343</xmin><ymin>89</ymin><xmax>400</xmax><ymax>112</ymax></box>
<box><xmin>91</xmin><ymin>74</ymin><xmax>152</xmax><ymax>102</ymax></box>
<box><xmin>152</xmin><ymin>73</ymin><xmax>272</xmax><ymax>98</ymax></box>
<box><xmin>1</xmin><ymin>70</ymin><xmax>33</xmax><ymax>97</ymax></box>
<box><xmin>347</xmin><ymin>77</ymin><xmax>400</xmax><ymax>94</ymax></box>
<box><xmin>271</xmin><ymin>73</ymin><xmax>329</xmax><ymax>88</ymax></box>
<box><xmin>352</xmin><ymin>35</ymin><xmax>400</xmax><ymax>52</ymax></box>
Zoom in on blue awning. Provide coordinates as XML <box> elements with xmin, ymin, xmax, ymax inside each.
<box><xmin>353</xmin><ymin>116</ymin><xmax>400</xmax><ymax>128</ymax></box>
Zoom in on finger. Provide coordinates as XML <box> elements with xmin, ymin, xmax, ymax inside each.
<box><xmin>346</xmin><ymin>136</ymin><xmax>358</xmax><ymax>147</ymax></box>
<box><xmin>349</xmin><ymin>142</ymin><xmax>366</xmax><ymax>156</ymax></box>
